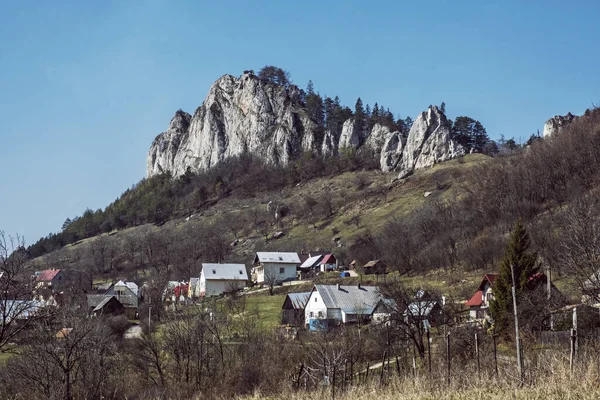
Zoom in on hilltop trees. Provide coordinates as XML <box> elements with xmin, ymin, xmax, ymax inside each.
<box><xmin>257</xmin><ymin>65</ymin><xmax>291</xmax><ymax>86</ymax></box>
<box><xmin>452</xmin><ymin>116</ymin><xmax>490</xmax><ymax>153</ymax></box>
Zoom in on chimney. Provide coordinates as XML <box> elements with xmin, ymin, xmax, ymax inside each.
<box><xmin>337</xmin><ymin>283</ymin><xmax>341</xmax><ymax>291</ymax></box>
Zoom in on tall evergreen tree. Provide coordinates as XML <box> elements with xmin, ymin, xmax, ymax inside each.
<box><xmin>489</xmin><ymin>220</ymin><xmax>538</xmax><ymax>335</ymax></box>
<box><xmin>305</xmin><ymin>81</ymin><xmax>324</xmax><ymax>126</ymax></box>
<box><xmin>354</xmin><ymin>97</ymin><xmax>366</xmax><ymax>136</ymax></box>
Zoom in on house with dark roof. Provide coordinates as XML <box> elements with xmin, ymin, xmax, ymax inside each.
<box><xmin>200</xmin><ymin>263</ymin><xmax>248</xmax><ymax>296</ymax></box>
<box><xmin>304</xmin><ymin>284</ymin><xmax>382</xmax><ymax>330</ymax></box>
<box><xmin>362</xmin><ymin>260</ymin><xmax>387</xmax><ymax>275</ymax></box>
<box><xmin>90</xmin><ymin>296</ymin><xmax>125</xmax><ymax>317</ymax></box>
<box><xmin>281</xmin><ymin>292</ymin><xmax>311</xmax><ymax>326</ymax></box>
<box><xmin>86</xmin><ymin>280</ymin><xmax>139</xmax><ymax>319</ymax></box>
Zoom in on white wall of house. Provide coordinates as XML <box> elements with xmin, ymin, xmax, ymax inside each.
<box><xmin>256</xmin><ymin>263</ymin><xmax>297</xmax><ymax>284</ymax></box>
<box><xmin>305</xmin><ymin>290</ymin><xmax>329</xmax><ymax>325</ymax></box>
<box><xmin>202</xmin><ymin>279</ymin><xmax>246</xmax><ymax>296</ymax></box>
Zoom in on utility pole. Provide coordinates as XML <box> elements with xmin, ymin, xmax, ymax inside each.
<box><xmin>511</xmin><ymin>263</ymin><xmax>523</xmax><ymax>384</ymax></box>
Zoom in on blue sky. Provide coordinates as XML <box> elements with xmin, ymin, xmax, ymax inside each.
<box><xmin>1</xmin><ymin>0</ymin><xmax>599</xmax><ymax>245</ymax></box>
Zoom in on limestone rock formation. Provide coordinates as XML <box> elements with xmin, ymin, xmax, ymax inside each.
<box><xmin>380</xmin><ymin>131</ymin><xmax>405</xmax><ymax>172</ymax></box>
<box><xmin>397</xmin><ymin>106</ymin><xmax>464</xmax><ymax>179</ymax></box>
<box><xmin>365</xmin><ymin>124</ymin><xmax>391</xmax><ymax>154</ymax></box>
<box><xmin>146</xmin><ymin>72</ymin><xmax>465</xmax><ymax>179</ymax></box>
<box><xmin>338</xmin><ymin>118</ymin><xmax>360</xmax><ymax>149</ymax></box>
<box><xmin>543</xmin><ymin>112</ymin><xmax>578</xmax><ymax>138</ymax></box>
<box><xmin>147</xmin><ymin>72</ymin><xmax>319</xmax><ymax>177</ymax></box>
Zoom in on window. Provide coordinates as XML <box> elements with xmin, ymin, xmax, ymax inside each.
<box><xmin>486</xmin><ymin>293</ymin><xmax>493</xmax><ymax>301</ymax></box>
<box><xmin>239</xmin><ymin>270</ymin><xmax>243</xmax><ymax>275</ymax></box>
<box><xmin>309</xmin><ymin>312</ymin><xmax>314</xmax><ymax>318</ymax></box>
<box><xmin>279</xmin><ymin>267</ymin><xmax>284</xmax><ymax>274</ymax></box>
<box><xmin>318</xmin><ymin>311</ymin><xmax>323</xmax><ymax>318</ymax></box>
<box><xmin>315</xmin><ymin>297</ymin><xmax>318</xmax><ymax>302</ymax></box>
<box><xmin>212</xmin><ymin>269</ymin><xmax>216</xmax><ymax>274</ymax></box>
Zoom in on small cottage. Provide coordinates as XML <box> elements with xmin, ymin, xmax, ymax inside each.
<box><xmin>466</xmin><ymin>274</ymin><xmax>497</xmax><ymax>320</ymax></box>
<box><xmin>362</xmin><ymin>260</ymin><xmax>387</xmax><ymax>275</ymax></box>
<box><xmin>281</xmin><ymin>292</ymin><xmax>311</xmax><ymax>326</ymax></box>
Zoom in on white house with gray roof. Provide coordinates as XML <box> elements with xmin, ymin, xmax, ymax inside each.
<box><xmin>200</xmin><ymin>263</ymin><xmax>248</xmax><ymax>296</ymax></box>
<box><xmin>305</xmin><ymin>284</ymin><xmax>382</xmax><ymax>330</ymax></box>
<box><xmin>253</xmin><ymin>252</ymin><xmax>300</xmax><ymax>284</ymax></box>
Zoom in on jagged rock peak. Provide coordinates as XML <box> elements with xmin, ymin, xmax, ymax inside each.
<box><xmin>543</xmin><ymin>112</ymin><xmax>578</xmax><ymax>138</ymax></box>
<box><xmin>147</xmin><ymin>72</ymin><xmax>319</xmax><ymax>177</ymax></box>
<box><xmin>396</xmin><ymin>106</ymin><xmax>464</xmax><ymax>179</ymax></box>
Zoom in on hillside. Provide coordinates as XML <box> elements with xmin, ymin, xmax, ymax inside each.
<box><xmin>33</xmin><ymin>153</ymin><xmax>489</xmax><ymax>282</ymax></box>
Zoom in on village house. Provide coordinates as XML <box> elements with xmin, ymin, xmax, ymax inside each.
<box><xmin>253</xmin><ymin>252</ymin><xmax>300</xmax><ymax>284</ymax></box>
<box><xmin>362</xmin><ymin>260</ymin><xmax>387</xmax><ymax>275</ymax></box>
<box><xmin>88</xmin><ymin>295</ymin><xmax>125</xmax><ymax>317</ymax></box>
<box><xmin>298</xmin><ymin>254</ymin><xmax>337</xmax><ymax>276</ymax></box>
<box><xmin>304</xmin><ymin>284</ymin><xmax>382</xmax><ymax>330</ymax></box>
<box><xmin>103</xmin><ymin>280</ymin><xmax>139</xmax><ymax>319</ymax></box>
<box><xmin>466</xmin><ymin>272</ymin><xmax>563</xmax><ymax>321</ymax></box>
<box><xmin>466</xmin><ymin>274</ymin><xmax>497</xmax><ymax>320</ymax></box>
<box><xmin>200</xmin><ymin>263</ymin><xmax>248</xmax><ymax>296</ymax></box>
<box><xmin>281</xmin><ymin>292</ymin><xmax>311</xmax><ymax>326</ymax></box>
<box><xmin>35</xmin><ymin>269</ymin><xmax>66</xmax><ymax>291</ymax></box>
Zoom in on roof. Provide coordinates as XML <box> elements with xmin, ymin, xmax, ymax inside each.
<box><xmin>477</xmin><ymin>274</ymin><xmax>497</xmax><ymax>290</ymax></box>
<box><xmin>87</xmin><ymin>294</ymin><xmax>109</xmax><ymax>308</ymax></box>
<box><xmin>37</xmin><ymin>269</ymin><xmax>61</xmax><ymax>282</ymax></box>
<box><xmin>466</xmin><ymin>290</ymin><xmax>483</xmax><ymax>307</ymax></box>
<box><xmin>93</xmin><ymin>296</ymin><xmax>123</xmax><ymax>312</ymax></box>
<box><xmin>285</xmin><ymin>292</ymin><xmax>311</xmax><ymax>309</ymax></box>
<box><xmin>406</xmin><ymin>301</ymin><xmax>439</xmax><ymax>317</ymax></box>
<box><xmin>202</xmin><ymin>263</ymin><xmax>249</xmax><ymax>281</ymax></box>
<box><xmin>299</xmin><ymin>255</ymin><xmax>323</xmax><ymax>270</ymax></box>
<box><xmin>0</xmin><ymin>300</ymin><xmax>44</xmax><ymax>321</ymax></box>
<box><xmin>374</xmin><ymin>298</ymin><xmax>398</xmax><ymax>313</ymax></box>
<box><xmin>254</xmin><ymin>252</ymin><xmax>300</xmax><ymax>264</ymax></box>
<box><xmin>313</xmin><ymin>284</ymin><xmax>382</xmax><ymax>315</ymax></box>
<box><xmin>320</xmin><ymin>254</ymin><xmax>335</xmax><ymax>265</ymax></box>
<box><xmin>363</xmin><ymin>260</ymin><xmax>384</xmax><ymax>268</ymax></box>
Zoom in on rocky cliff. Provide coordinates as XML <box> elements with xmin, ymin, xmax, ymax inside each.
<box><xmin>543</xmin><ymin>112</ymin><xmax>578</xmax><ymax>138</ymax></box>
<box><xmin>147</xmin><ymin>73</ymin><xmax>465</xmax><ymax>178</ymax></box>
<box><xmin>147</xmin><ymin>72</ymin><xmax>319</xmax><ymax>177</ymax></box>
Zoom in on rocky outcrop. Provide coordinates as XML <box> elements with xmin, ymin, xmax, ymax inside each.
<box><xmin>147</xmin><ymin>72</ymin><xmax>319</xmax><ymax>177</ymax></box>
<box><xmin>147</xmin><ymin>73</ymin><xmax>465</xmax><ymax>178</ymax></box>
<box><xmin>365</xmin><ymin>124</ymin><xmax>391</xmax><ymax>154</ymax></box>
<box><xmin>380</xmin><ymin>131</ymin><xmax>405</xmax><ymax>172</ymax></box>
<box><xmin>338</xmin><ymin>119</ymin><xmax>361</xmax><ymax>149</ymax></box>
<box><xmin>396</xmin><ymin>106</ymin><xmax>464</xmax><ymax>179</ymax></box>
<box><xmin>543</xmin><ymin>112</ymin><xmax>578</xmax><ymax>138</ymax></box>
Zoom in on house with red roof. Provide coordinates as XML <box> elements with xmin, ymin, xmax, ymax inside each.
<box><xmin>466</xmin><ymin>274</ymin><xmax>497</xmax><ymax>320</ymax></box>
<box><xmin>35</xmin><ymin>269</ymin><xmax>66</xmax><ymax>291</ymax></box>
<box><xmin>467</xmin><ymin>272</ymin><xmax>564</xmax><ymax>321</ymax></box>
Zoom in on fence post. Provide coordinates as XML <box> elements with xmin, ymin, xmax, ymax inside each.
<box><xmin>446</xmin><ymin>331</ymin><xmax>451</xmax><ymax>386</ymax></box>
<box><xmin>570</xmin><ymin>328</ymin><xmax>576</xmax><ymax>373</ymax></box>
<box><xmin>475</xmin><ymin>331</ymin><xmax>480</xmax><ymax>380</ymax></box>
<box><xmin>492</xmin><ymin>333</ymin><xmax>499</xmax><ymax>378</ymax></box>
<box><xmin>427</xmin><ymin>328</ymin><xmax>432</xmax><ymax>375</ymax></box>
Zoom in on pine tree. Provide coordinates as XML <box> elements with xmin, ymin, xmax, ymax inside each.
<box><xmin>489</xmin><ymin>220</ymin><xmax>538</xmax><ymax>335</ymax></box>
<box><xmin>354</xmin><ymin>97</ymin><xmax>365</xmax><ymax>136</ymax></box>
